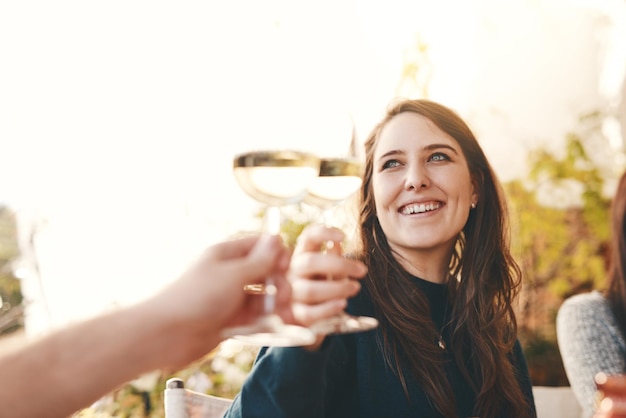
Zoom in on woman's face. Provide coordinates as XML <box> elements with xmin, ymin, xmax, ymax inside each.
<box><xmin>372</xmin><ymin>112</ymin><xmax>477</xmax><ymax>260</ymax></box>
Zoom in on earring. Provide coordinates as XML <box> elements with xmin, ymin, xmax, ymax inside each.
<box><xmin>471</xmin><ymin>202</ymin><xmax>476</xmax><ymax>209</ymax></box>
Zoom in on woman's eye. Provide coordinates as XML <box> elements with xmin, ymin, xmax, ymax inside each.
<box><xmin>382</xmin><ymin>159</ymin><xmax>401</xmax><ymax>170</ymax></box>
<box><xmin>429</xmin><ymin>152</ymin><xmax>450</xmax><ymax>162</ymax></box>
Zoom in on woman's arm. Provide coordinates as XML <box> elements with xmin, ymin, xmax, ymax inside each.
<box><xmin>557</xmin><ymin>293</ymin><xmax>626</xmax><ymax>418</ymax></box>
<box><xmin>512</xmin><ymin>339</ymin><xmax>538</xmax><ymax>417</ymax></box>
<box><xmin>225</xmin><ymin>337</ymin><xmax>351</xmax><ymax>418</ymax></box>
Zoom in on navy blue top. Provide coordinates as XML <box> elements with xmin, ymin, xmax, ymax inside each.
<box><xmin>224</xmin><ymin>276</ymin><xmax>536</xmax><ymax>418</ymax></box>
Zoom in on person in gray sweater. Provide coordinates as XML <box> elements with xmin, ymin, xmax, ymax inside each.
<box><xmin>557</xmin><ymin>171</ymin><xmax>626</xmax><ymax>418</ymax></box>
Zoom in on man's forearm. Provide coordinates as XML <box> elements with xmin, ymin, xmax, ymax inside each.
<box><xmin>0</xmin><ymin>302</ymin><xmax>163</xmax><ymax>418</ymax></box>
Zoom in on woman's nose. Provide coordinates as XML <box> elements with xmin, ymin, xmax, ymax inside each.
<box><xmin>404</xmin><ymin>163</ymin><xmax>429</xmax><ymax>190</ymax></box>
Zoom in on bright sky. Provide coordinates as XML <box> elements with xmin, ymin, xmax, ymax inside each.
<box><xmin>1</xmin><ymin>0</ymin><xmax>625</xmax><ymax>334</ymax></box>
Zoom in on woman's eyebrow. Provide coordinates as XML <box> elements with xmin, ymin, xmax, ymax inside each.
<box><xmin>377</xmin><ymin>143</ymin><xmax>459</xmax><ymax>161</ymax></box>
<box><xmin>378</xmin><ymin>149</ymin><xmax>403</xmax><ymax>160</ymax></box>
<box><xmin>423</xmin><ymin>143</ymin><xmax>459</xmax><ymax>155</ymax></box>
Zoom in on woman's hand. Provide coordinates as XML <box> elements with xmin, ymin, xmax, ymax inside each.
<box><xmin>594</xmin><ymin>373</ymin><xmax>626</xmax><ymax>418</ymax></box>
<box><xmin>284</xmin><ymin>224</ymin><xmax>367</xmax><ymax>348</ymax></box>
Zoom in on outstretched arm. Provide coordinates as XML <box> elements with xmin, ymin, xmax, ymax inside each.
<box><xmin>0</xmin><ymin>234</ymin><xmax>291</xmax><ymax>418</ymax></box>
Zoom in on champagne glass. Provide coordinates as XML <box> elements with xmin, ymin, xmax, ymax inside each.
<box><xmin>222</xmin><ymin>150</ymin><xmax>319</xmax><ymax>347</ymax></box>
<box><xmin>304</xmin><ymin>157</ymin><xmax>379</xmax><ymax>335</ymax></box>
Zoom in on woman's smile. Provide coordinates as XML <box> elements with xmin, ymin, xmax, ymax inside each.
<box><xmin>399</xmin><ymin>201</ymin><xmax>443</xmax><ymax>215</ymax></box>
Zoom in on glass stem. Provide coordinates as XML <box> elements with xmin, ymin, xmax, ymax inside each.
<box><xmin>323</xmin><ymin>208</ymin><xmax>336</xmax><ymax>281</ymax></box>
<box><xmin>265</xmin><ymin>206</ymin><xmax>281</xmax><ymax>235</ymax></box>
<box><xmin>263</xmin><ymin>205</ymin><xmax>281</xmax><ymax>314</ymax></box>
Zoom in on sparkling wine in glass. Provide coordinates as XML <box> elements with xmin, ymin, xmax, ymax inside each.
<box><xmin>304</xmin><ymin>157</ymin><xmax>379</xmax><ymax>335</ymax></box>
<box><xmin>222</xmin><ymin>150</ymin><xmax>319</xmax><ymax>347</ymax></box>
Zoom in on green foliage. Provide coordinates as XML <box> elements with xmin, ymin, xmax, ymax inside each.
<box><xmin>521</xmin><ymin>331</ymin><xmax>570</xmax><ymax>386</ymax></box>
<box><xmin>0</xmin><ymin>206</ymin><xmax>24</xmax><ymax>334</ymax></box>
<box><xmin>0</xmin><ymin>206</ymin><xmax>19</xmax><ymax>266</ymax></box>
<box><xmin>279</xmin><ymin>205</ymin><xmax>312</xmax><ymax>248</ymax></box>
<box><xmin>512</xmin><ymin>132</ymin><xmax>612</xmax><ymax>299</ymax></box>
<box><xmin>0</xmin><ymin>274</ymin><xmax>23</xmax><ymax>308</ymax></box>
<box><xmin>505</xmin><ymin>112</ymin><xmax>622</xmax><ymax>385</ymax></box>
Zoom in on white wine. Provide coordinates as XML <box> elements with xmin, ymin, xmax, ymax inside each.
<box><xmin>305</xmin><ymin>158</ymin><xmax>363</xmax><ymax>210</ymax></box>
<box><xmin>233</xmin><ymin>150</ymin><xmax>320</xmax><ymax>207</ymax></box>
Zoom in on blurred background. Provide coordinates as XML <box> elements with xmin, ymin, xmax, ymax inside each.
<box><xmin>1</xmin><ymin>0</ymin><xmax>625</xmax><ymax>415</ymax></box>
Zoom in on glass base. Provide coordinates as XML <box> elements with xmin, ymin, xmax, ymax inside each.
<box><xmin>310</xmin><ymin>313</ymin><xmax>379</xmax><ymax>335</ymax></box>
<box><xmin>222</xmin><ymin>314</ymin><xmax>316</xmax><ymax>347</ymax></box>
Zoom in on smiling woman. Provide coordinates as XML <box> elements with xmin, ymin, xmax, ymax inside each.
<box><xmin>223</xmin><ymin>99</ymin><xmax>536</xmax><ymax>418</ymax></box>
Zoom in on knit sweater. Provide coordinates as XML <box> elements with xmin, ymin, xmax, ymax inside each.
<box><xmin>556</xmin><ymin>291</ymin><xmax>626</xmax><ymax>418</ymax></box>
<box><xmin>224</xmin><ymin>276</ymin><xmax>536</xmax><ymax>418</ymax></box>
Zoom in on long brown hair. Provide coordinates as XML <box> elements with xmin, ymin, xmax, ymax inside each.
<box><xmin>355</xmin><ymin>99</ymin><xmax>532</xmax><ymax>418</ymax></box>
<box><xmin>605</xmin><ymin>171</ymin><xmax>626</xmax><ymax>341</ymax></box>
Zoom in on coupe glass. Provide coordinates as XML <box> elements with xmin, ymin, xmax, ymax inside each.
<box><xmin>221</xmin><ymin>150</ymin><xmax>319</xmax><ymax>347</ymax></box>
<box><xmin>304</xmin><ymin>157</ymin><xmax>379</xmax><ymax>335</ymax></box>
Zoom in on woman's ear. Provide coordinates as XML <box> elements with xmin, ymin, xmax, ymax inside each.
<box><xmin>470</xmin><ymin>178</ymin><xmax>480</xmax><ymax>209</ymax></box>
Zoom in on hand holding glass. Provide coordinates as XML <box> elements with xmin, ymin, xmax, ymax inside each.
<box><xmin>222</xmin><ymin>150</ymin><xmax>319</xmax><ymax>347</ymax></box>
<box><xmin>304</xmin><ymin>157</ymin><xmax>379</xmax><ymax>335</ymax></box>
